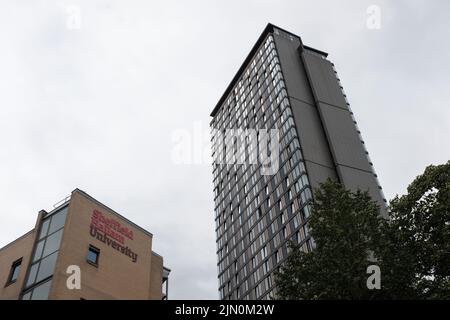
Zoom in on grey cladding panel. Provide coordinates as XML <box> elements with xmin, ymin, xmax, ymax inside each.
<box><xmin>273</xmin><ymin>34</ymin><xmax>315</xmax><ymax>104</ymax></box>
<box><xmin>289</xmin><ymin>99</ymin><xmax>335</xmax><ymax>169</ymax></box>
<box><xmin>304</xmin><ymin>161</ymin><xmax>337</xmax><ymax>193</ymax></box>
<box><xmin>302</xmin><ymin>53</ymin><xmax>348</xmax><ymax>109</ymax></box>
<box><xmin>317</xmin><ymin>102</ymin><xmax>372</xmax><ymax>173</ymax></box>
<box><xmin>337</xmin><ymin>165</ymin><xmax>387</xmax><ymax>216</ymax></box>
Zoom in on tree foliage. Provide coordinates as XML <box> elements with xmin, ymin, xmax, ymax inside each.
<box><xmin>275</xmin><ymin>161</ymin><xmax>450</xmax><ymax>299</ymax></box>
<box><xmin>381</xmin><ymin>161</ymin><xmax>450</xmax><ymax>299</ymax></box>
<box><xmin>276</xmin><ymin>179</ymin><xmax>385</xmax><ymax>299</ymax></box>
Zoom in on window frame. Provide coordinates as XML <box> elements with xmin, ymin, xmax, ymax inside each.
<box><xmin>25</xmin><ymin>207</ymin><xmax>67</xmax><ymax>289</ymax></box>
<box><xmin>87</xmin><ymin>245</ymin><xmax>100</xmax><ymax>267</ymax></box>
<box><xmin>21</xmin><ymin>278</ymin><xmax>53</xmax><ymax>300</ymax></box>
<box><xmin>6</xmin><ymin>258</ymin><xmax>23</xmax><ymax>286</ymax></box>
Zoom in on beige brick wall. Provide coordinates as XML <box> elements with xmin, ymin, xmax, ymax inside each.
<box><xmin>50</xmin><ymin>190</ymin><xmax>162</xmax><ymax>300</ymax></box>
<box><xmin>149</xmin><ymin>252</ymin><xmax>163</xmax><ymax>299</ymax></box>
<box><xmin>0</xmin><ymin>231</ymin><xmax>36</xmax><ymax>299</ymax></box>
<box><xmin>0</xmin><ymin>189</ymin><xmax>166</xmax><ymax>300</ymax></box>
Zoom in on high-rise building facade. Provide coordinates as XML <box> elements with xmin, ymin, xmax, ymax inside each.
<box><xmin>210</xmin><ymin>24</ymin><xmax>386</xmax><ymax>300</ymax></box>
<box><xmin>0</xmin><ymin>189</ymin><xmax>170</xmax><ymax>300</ymax></box>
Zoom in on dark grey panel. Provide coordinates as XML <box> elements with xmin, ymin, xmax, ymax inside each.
<box><xmin>273</xmin><ymin>34</ymin><xmax>315</xmax><ymax>105</ymax></box>
<box><xmin>301</xmin><ymin>49</ymin><xmax>386</xmax><ymax>214</ymax></box>
<box><xmin>303</xmin><ymin>161</ymin><xmax>337</xmax><ymax>193</ymax></box>
<box><xmin>317</xmin><ymin>102</ymin><xmax>373</xmax><ymax>173</ymax></box>
<box><xmin>289</xmin><ymin>98</ymin><xmax>335</xmax><ymax>169</ymax></box>
<box><xmin>337</xmin><ymin>165</ymin><xmax>387</xmax><ymax>217</ymax></box>
<box><xmin>302</xmin><ymin>52</ymin><xmax>348</xmax><ymax>109</ymax></box>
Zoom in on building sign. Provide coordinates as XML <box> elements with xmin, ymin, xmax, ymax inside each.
<box><xmin>89</xmin><ymin>209</ymin><xmax>138</xmax><ymax>263</ymax></box>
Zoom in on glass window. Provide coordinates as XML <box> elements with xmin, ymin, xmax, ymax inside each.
<box><xmin>39</xmin><ymin>219</ymin><xmax>50</xmax><ymax>240</ymax></box>
<box><xmin>26</xmin><ymin>263</ymin><xmax>39</xmax><ymax>287</ymax></box>
<box><xmin>21</xmin><ymin>292</ymin><xmax>32</xmax><ymax>300</ymax></box>
<box><xmin>30</xmin><ymin>279</ymin><xmax>52</xmax><ymax>300</ymax></box>
<box><xmin>304</xmin><ymin>205</ymin><xmax>311</xmax><ymax>219</ymax></box>
<box><xmin>42</xmin><ymin>229</ymin><xmax>63</xmax><ymax>258</ymax></box>
<box><xmin>35</xmin><ymin>251</ymin><xmax>58</xmax><ymax>283</ymax></box>
<box><xmin>8</xmin><ymin>259</ymin><xmax>22</xmax><ymax>284</ymax></box>
<box><xmin>33</xmin><ymin>240</ymin><xmax>45</xmax><ymax>262</ymax></box>
<box><xmin>87</xmin><ymin>246</ymin><xmax>100</xmax><ymax>266</ymax></box>
<box><xmin>48</xmin><ymin>207</ymin><xmax>68</xmax><ymax>235</ymax></box>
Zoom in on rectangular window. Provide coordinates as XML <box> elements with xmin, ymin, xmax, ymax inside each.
<box><xmin>7</xmin><ymin>258</ymin><xmax>22</xmax><ymax>285</ymax></box>
<box><xmin>87</xmin><ymin>245</ymin><xmax>100</xmax><ymax>266</ymax></box>
<box><xmin>281</xmin><ymin>212</ymin><xmax>287</xmax><ymax>225</ymax></box>
<box><xmin>274</xmin><ymin>250</ymin><xmax>280</xmax><ymax>264</ymax></box>
<box><xmin>22</xmin><ymin>279</ymin><xmax>52</xmax><ymax>300</ymax></box>
<box><xmin>35</xmin><ymin>251</ymin><xmax>58</xmax><ymax>284</ymax></box>
<box><xmin>47</xmin><ymin>207</ymin><xmax>68</xmax><ymax>235</ymax></box>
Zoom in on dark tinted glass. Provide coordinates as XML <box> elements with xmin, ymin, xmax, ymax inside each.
<box><xmin>10</xmin><ymin>263</ymin><xmax>21</xmax><ymax>282</ymax></box>
<box><xmin>42</xmin><ymin>229</ymin><xmax>63</xmax><ymax>258</ymax></box>
<box><xmin>33</xmin><ymin>240</ymin><xmax>45</xmax><ymax>262</ymax></box>
<box><xmin>30</xmin><ymin>279</ymin><xmax>52</xmax><ymax>300</ymax></box>
<box><xmin>87</xmin><ymin>248</ymin><xmax>99</xmax><ymax>265</ymax></box>
<box><xmin>26</xmin><ymin>263</ymin><xmax>39</xmax><ymax>287</ymax></box>
<box><xmin>35</xmin><ymin>251</ymin><xmax>58</xmax><ymax>283</ymax></box>
<box><xmin>39</xmin><ymin>219</ymin><xmax>50</xmax><ymax>239</ymax></box>
<box><xmin>48</xmin><ymin>207</ymin><xmax>68</xmax><ymax>235</ymax></box>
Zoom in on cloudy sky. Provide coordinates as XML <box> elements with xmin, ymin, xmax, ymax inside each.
<box><xmin>0</xmin><ymin>0</ymin><xmax>449</xmax><ymax>299</ymax></box>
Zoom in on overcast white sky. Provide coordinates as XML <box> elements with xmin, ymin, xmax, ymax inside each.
<box><xmin>0</xmin><ymin>0</ymin><xmax>449</xmax><ymax>299</ymax></box>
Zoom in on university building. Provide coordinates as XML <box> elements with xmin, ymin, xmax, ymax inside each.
<box><xmin>0</xmin><ymin>189</ymin><xmax>170</xmax><ymax>300</ymax></box>
<box><xmin>210</xmin><ymin>24</ymin><xmax>386</xmax><ymax>300</ymax></box>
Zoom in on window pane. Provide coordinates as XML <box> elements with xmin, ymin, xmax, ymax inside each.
<box><xmin>35</xmin><ymin>252</ymin><xmax>58</xmax><ymax>283</ymax></box>
<box><xmin>39</xmin><ymin>219</ymin><xmax>50</xmax><ymax>240</ymax></box>
<box><xmin>11</xmin><ymin>264</ymin><xmax>21</xmax><ymax>282</ymax></box>
<box><xmin>22</xmin><ymin>292</ymin><xmax>32</xmax><ymax>300</ymax></box>
<box><xmin>87</xmin><ymin>248</ymin><xmax>99</xmax><ymax>265</ymax></box>
<box><xmin>26</xmin><ymin>263</ymin><xmax>39</xmax><ymax>287</ymax></box>
<box><xmin>48</xmin><ymin>207</ymin><xmax>68</xmax><ymax>234</ymax></box>
<box><xmin>42</xmin><ymin>229</ymin><xmax>63</xmax><ymax>258</ymax></box>
<box><xmin>33</xmin><ymin>240</ymin><xmax>45</xmax><ymax>262</ymax></box>
<box><xmin>30</xmin><ymin>279</ymin><xmax>52</xmax><ymax>300</ymax></box>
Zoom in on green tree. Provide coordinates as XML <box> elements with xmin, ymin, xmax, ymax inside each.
<box><xmin>275</xmin><ymin>179</ymin><xmax>386</xmax><ymax>299</ymax></box>
<box><xmin>381</xmin><ymin>161</ymin><xmax>450</xmax><ymax>299</ymax></box>
<box><xmin>275</xmin><ymin>161</ymin><xmax>450</xmax><ymax>299</ymax></box>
